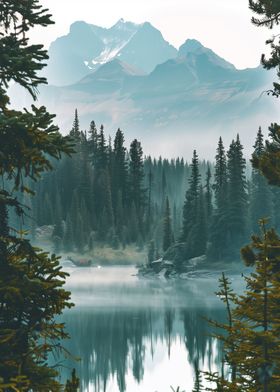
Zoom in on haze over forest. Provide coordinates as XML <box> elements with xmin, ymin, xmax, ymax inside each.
<box><xmin>10</xmin><ymin>19</ymin><xmax>279</xmax><ymax>158</ymax></box>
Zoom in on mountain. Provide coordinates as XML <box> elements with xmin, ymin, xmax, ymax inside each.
<box><xmin>45</xmin><ymin>19</ymin><xmax>177</xmax><ymax>86</ymax></box>
<box><xmin>178</xmin><ymin>39</ymin><xmax>235</xmax><ymax>70</ymax></box>
<box><xmin>11</xmin><ymin>24</ymin><xmax>278</xmax><ymax>158</ymax></box>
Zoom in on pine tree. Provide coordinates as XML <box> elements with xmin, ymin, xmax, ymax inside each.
<box><xmin>249</xmin><ymin>1</ymin><xmax>280</xmax><ymax>98</ymax></box>
<box><xmin>128</xmin><ymin>139</ymin><xmax>146</xmax><ymax>238</ymax></box>
<box><xmin>0</xmin><ymin>198</ymin><xmax>9</xmax><ymax>259</ymax></box>
<box><xmin>227</xmin><ymin>135</ymin><xmax>248</xmax><ymax>251</ymax></box>
<box><xmin>112</xmin><ymin>128</ymin><xmax>128</xmax><ymax>211</ymax></box>
<box><xmin>95</xmin><ymin>125</ymin><xmax>108</xmax><ymax>171</ymax></box>
<box><xmin>88</xmin><ymin>120</ymin><xmax>98</xmax><ymax>166</ymax></box>
<box><xmin>250</xmin><ymin>127</ymin><xmax>273</xmax><ymax>232</ymax></box>
<box><xmin>147</xmin><ymin>164</ymin><xmax>153</xmax><ymax>234</ymax></box>
<box><xmin>208</xmin><ymin>137</ymin><xmax>229</xmax><ymax>260</ymax></box>
<box><xmin>248</xmin><ymin>3</ymin><xmax>280</xmax><ymax>184</ymax></box>
<box><xmin>163</xmin><ymin>197</ymin><xmax>173</xmax><ymax>252</ymax></box>
<box><xmin>272</xmin><ymin>186</ymin><xmax>280</xmax><ymax>231</ymax></box>
<box><xmin>0</xmin><ymin>2</ymin><xmax>74</xmax><ymax>389</ymax></box>
<box><xmin>128</xmin><ymin>202</ymin><xmax>139</xmax><ymax>243</ymax></box>
<box><xmin>52</xmin><ymin>193</ymin><xmax>63</xmax><ymax>246</ymax></box>
<box><xmin>69</xmin><ymin>108</ymin><xmax>80</xmax><ymax>140</ymax></box>
<box><xmin>129</xmin><ymin>139</ymin><xmax>146</xmax><ymax>210</ymax></box>
<box><xmin>191</xmin><ymin>186</ymin><xmax>207</xmax><ymax>257</ymax></box>
<box><xmin>147</xmin><ymin>239</ymin><xmax>155</xmax><ymax>265</ymax></box>
<box><xmin>205</xmin><ymin>164</ymin><xmax>213</xmax><ymax>221</ymax></box>
<box><xmin>207</xmin><ymin>221</ymin><xmax>280</xmax><ymax>391</ymax></box>
<box><xmin>181</xmin><ymin>150</ymin><xmax>201</xmax><ymax>257</ymax></box>
<box><xmin>64</xmin><ymin>213</ymin><xmax>74</xmax><ymax>252</ymax></box>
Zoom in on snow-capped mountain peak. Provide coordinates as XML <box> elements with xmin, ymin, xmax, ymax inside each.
<box><xmin>45</xmin><ymin>20</ymin><xmax>177</xmax><ymax>85</ymax></box>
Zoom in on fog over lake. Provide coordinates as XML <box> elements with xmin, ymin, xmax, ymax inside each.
<box><xmin>55</xmin><ymin>265</ymin><xmax>244</xmax><ymax>392</ymax></box>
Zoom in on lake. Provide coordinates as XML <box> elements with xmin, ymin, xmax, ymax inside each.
<box><xmin>57</xmin><ymin>265</ymin><xmax>243</xmax><ymax>392</ymax></box>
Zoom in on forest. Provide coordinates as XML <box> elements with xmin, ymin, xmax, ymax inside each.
<box><xmin>25</xmin><ymin>113</ymin><xmax>279</xmax><ymax>265</ymax></box>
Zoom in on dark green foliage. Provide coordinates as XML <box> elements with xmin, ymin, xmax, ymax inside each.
<box><xmin>0</xmin><ymin>2</ymin><xmax>75</xmax><ymax>389</ymax></box>
<box><xmin>113</xmin><ymin>129</ymin><xmax>128</xmax><ymax>204</ymax></box>
<box><xmin>32</xmin><ymin>122</ymin><xmax>275</xmax><ymax>264</ymax></box>
<box><xmin>192</xmin><ymin>186</ymin><xmax>207</xmax><ymax>256</ymax></box>
<box><xmin>69</xmin><ymin>109</ymin><xmax>80</xmax><ymax>140</ymax></box>
<box><xmin>249</xmin><ymin>3</ymin><xmax>280</xmax><ymax>185</ymax></box>
<box><xmin>253</xmin><ymin>123</ymin><xmax>280</xmax><ymax>186</ymax></box>
<box><xmin>250</xmin><ymin>127</ymin><xmax>273</xmax><ymax>231</ymax></box>
<box><xmin>205</xmin><ymin>164</ymin><xmax>213</xmax><ymax>221</ymax></box>
<box><xmin>209</xmin><ymin>135</ymin><xmax>249</xmax><ymax>261</ymax></box>
<box><xmin>207</xmin><ymin>222</ymin><xmax>280</xmax><ymax>391</ymax></box>
<box><xmin>249</xmin><ymin>0</ymin><xmax>280</xmax><ymax>97</ymax></box>
<box><xmin>181</xmin><ymin>150</ymin><xmax>201</xmax><ymax>244</ymax></box>
<box><xmin>227</xmin><ymin>135</ymin><xmax>248</xmax><ymax>250</ymax></box>
<box><xmin>163</xmin><ymin>197</ymin><xmax>173</xmax><ymax>252</ymax></box>
<box><xmin>147</xmin><ymin>239</ymin><xmax>155</xmax><ymax>265</ymax></box>
<box><xmin>271</xmin><ymin>186</ymin><xmax>280</xmax><ymax>231</ymax></box>
<box><xmin>129</xmin><ymin>139</ymin><xmax>146</xmax><ymax>211</ymax></box>
<box><xmin>208</xmin><ymin>137</ymin><xmax>229</xmax><ymax>260</ymax></box>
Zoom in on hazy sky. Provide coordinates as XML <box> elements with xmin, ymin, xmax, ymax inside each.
<box><xmin>30</xmin><ymin>0</ymin><xmax>272</xmax><ymax>69</ymax></box>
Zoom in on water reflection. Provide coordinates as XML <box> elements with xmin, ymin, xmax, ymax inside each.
<box><xmin>57</xmin><ymin>266</ymin><xmax>235</xmax><ymax>392</ymax></box>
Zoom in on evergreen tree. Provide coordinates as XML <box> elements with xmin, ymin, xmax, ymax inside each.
<box><xmin>112</xmin><ymin>128</ymin><xmax>128</xmax><ymax>210</ymax></box>
<box><xmin>0</xmin><ymin>198</ymin><xmax>9</xmax><ymax>259</ymax></box>
<box><xmin>272</xmin><ymin>186</ymin><xmax>280</xmax><ymax>231</ymax></box>
<box><xmin>98</xmin><ymin>170</ymin><xmax>114</xmax><ymax>240</ymax></box>
<box><xmin>129</xmin><ymin>139</ymin><xmax>146</xmax><ymax>237</ymax></box>
<box><xmin>163</xmin><ymin>196</ymin><xmax>173</xmax><ymax>252</ymax></box>
<box><xmin>95</xmin><ymin>125</ymin><xmax>108</xmax><ymax>171</ymax></box>
<box><xmin>227</xmin><ymin>135</ymin><xmax>248</xmax><ymax>250</ymax></box>
<box><xmin>88</xmin><ymin>120</ymin><xmax>98</xmax><ymax>166</ymax></box>
<box><xmin>181</xmin><ymin>150</ymin><xmax>201</xmax><ymax>257</ymax></box>
<box><xmin>64</xmin><ymin>213</ymin><xmax>74</xmax><ymax>252</ymax></box>
<box><xmin>52</xmin><ymin>193</ymin><xmax>63</xmax><ymax>241</ymax></box>
<box><xmin>249</xmin><ymin>0</ymin><xmax>280</xmax><ymax>98</ymax></box>
<box><xmin>192</xmin><ymin>186</ymin><xmax>207</xmax><ymax>256</ymax></box>
<box><xmin>147</xmin><ymin>164</ymin><xmax>153</xmax><ymax>234</ymax></box>
<box><xmin>128</xmin><ymin>202</ymin><xmax>139</xmax><ymax>243</ymax></box>
<box><xmin>147</xmin><ymin>239</ymin><xmax>155</xmax><ymax>265</ymax></box>
<box><xmin>161</xmin><ymin>169</ymin><xmax>167</xmax><ymax>208</ymax></box>
<box><xmin>0</xmin><ymin>2</ymin><xmax>74</xmax><ymax>389</ymax></box>
<box><xmin>129</xmin><ymin>139</ymin><xmax>146</xmax><ymax>210</ymax></box>
<box><xmin>205</xmin><ymin>164</ymin><xmax>213</xmax><ymax>221</ymax></box>
<box><xmin>208</xmin><ymin>137</ymin><xmax>229</xmax><ymax>260</ymax></box>
<box><xmin>250</xmin><ymin>127</ymin><xmax>273</xmax><ymax>232</ymax></box>
<box><xmin>208</xmin><ymin>221</ymin><xmax>280</xmax><ymax>391</ymax></box>
<box><xmin>69</xmin><ymin>108</ymin><xmax>80</xmax><ymax>140</ymax></box>
<box><xmin>248</xmin><ymin>2</ymin><xmax>280</xmax><ymax>184</ymax></box>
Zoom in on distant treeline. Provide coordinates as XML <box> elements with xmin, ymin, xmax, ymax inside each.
<box><xmin>27</xmin><ymin>110</ymin><xmax>280</xmax><ymax>262</ymax></box>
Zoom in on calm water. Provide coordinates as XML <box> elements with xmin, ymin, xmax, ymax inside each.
<box><xmin>57</xmin><ymin>265</ymin><xmax>242</xmax><ymax>392</ymax></box>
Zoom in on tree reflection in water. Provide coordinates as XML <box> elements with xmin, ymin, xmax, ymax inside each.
<box><xmin>58</xmin><ymin>306</ymin><xmax>225</xmax><ymax>392</ymax></box>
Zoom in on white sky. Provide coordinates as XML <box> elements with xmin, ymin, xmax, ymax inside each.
<box><xmin>30</xmin><ymin>0</ymin><xmax>272</xmax><ymax>69</ymax></box>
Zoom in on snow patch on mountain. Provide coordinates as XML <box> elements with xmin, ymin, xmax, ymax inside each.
<box><xmin>91</xmin><ymin>36</ymin><xmax>136</xmax><ymax>66</ymax></box>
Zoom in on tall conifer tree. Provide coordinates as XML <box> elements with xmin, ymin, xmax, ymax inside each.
<box><xmin>250</xmin><ymin>127</ymin><xmax>272</xmax><ymax>231</ymax></box>
<box><xmin>0</xmin><ymin>2</ymin><xmax>75</xmax><ymax>389</ymax></box>
<box><xmin>208</xmin><ymin>137</ymin><xmax>229</xmax><ymax>260</ymax></box>
<box><xmin>163</xmin><ymin>196</ymin><xmax>173</xmax><ymax>252</ymax></box>
<box><xmin>227</xmin><ymin>135</ymin><xmax>248</xmax><ymax>250</ymax></box>
<box><xmin>181</xmin><ymin>150</ymin><xmax>202</xmax><ymax>258</ymax></box>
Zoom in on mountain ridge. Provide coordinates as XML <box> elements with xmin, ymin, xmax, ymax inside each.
<box><xmin>45</xmin><ymin>19</ymin><xmax>178</xmax><ymax>85</ymax></box>
<box><xmin>11</xmin><ymin>20</ymin><xmax>278</xmax><ymax>158</ymax></box>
